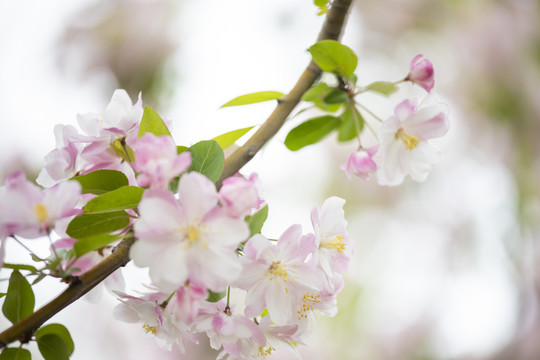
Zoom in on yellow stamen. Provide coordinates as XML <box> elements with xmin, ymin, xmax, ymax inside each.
<box><xmin>186</xmin><ymin>225</ymin><xmax>201</xmax><ymax>243</ymax></box>
<box><xmin>320</xmin><ymin>235</ymin><xmax>346</xmax><ymax>253</ymax></box>
<box><xmin>34</xmin><ymin>203</ymin><xmax>48</xmax><ymax>223</ymax></box>
<box><xmin>297</xmin><ymin>293</ymin><xmax>321</xmax><ymax>319</ymax></box>
<box><xmin>396</xmin><ymin>129</ymin><xmax>421</xmax><ymax>150</ymax></box>
<box><xmin>266</xmin><ymin>261</ymin><xmax>289</xmax><ymax>282</ymax></box>
<box><xmin>258</xmin><ymin>345</ymin><xmax>276</xmax><ymax>359</ymax></box>
<box><xmin>143</xmin><ymin>324</ymin><xmax>157</xmax><ymax>334</ymax></box>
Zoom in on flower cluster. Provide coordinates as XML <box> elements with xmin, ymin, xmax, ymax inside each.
<box><xmin>0</xmin><ymin>91</ymin><xmax>353</xmax><ymax>359</ymax></box>
<box><xmin>341</xmin><ymin>54</ymin><xmax>449</xmax><ymax>186</ymax></box>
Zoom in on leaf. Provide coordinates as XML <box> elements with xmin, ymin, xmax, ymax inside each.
<box><xmin>187</xmin><ymin>140</ymin><xmax>225</xmax><ymax>182</ymax></box>
<box><xmin>246</xmin><ymin>204</ymin><xmax>269</xmax><ymax>237</ymax></box>
<box><xmin>138</xmin><ymin>105</ymin><xmax>172</xmax><ymax>138</ymax></box>
<box><xmin>31</xmin><ymin>274</ymin><xmax>47</xmax><ymax>285</ymax></box>
<box><xmin>66</xmin><ymin>211</ymin><xmax>131</xmax><ymax>240</ymax></box>
<box><xmin>73</xmin><ymin>234</ymin><xmax>121</xmax><ymax>257</ymax></box>
<box><xmin>206</xmin><ymin>290</ymin><xmax>227</xmax><ymax>303</ymax></box>
<box><xmin>313</xmin><ymin>0</ymin><xmax>328</xmax><ymax>15</ymax></box>
<box><xmin>36</xmin><ymin>323</ymin><xmax>74</xmax><ymax>355</ymax></box>
<box><xmin>309</xmin><ymin>40</ymin><xmax>358</xmax><ymax>77</ymax></box>
<box><xmin>2</xmin><ymin>270</ymin><xmax>35</xmax><ymax>324</ymax></box>
<box><xmin>84</xmin><ymin>186</ymin><xmax>144</xmax><ymax>214</ymax></box>
<box><xmin>72</xmin><ymin>170</ymin><xmax>129</xmax><ymax>195</ymax></box>
<box><xmin>284</xmin><ymin>116</ymin><xmax>341</xmax><ymax>151</ymax></box>
<box><xmin>37</xmin><ymin>334</ymin><xmax>71</xmax><ymax>360</ymax></box>
<box><xmin>0</xmin><ymin>348</ymin><xmax>31</xmax><ymax>360</ymax></box>
<box><xmin>338</xmin><ymin>106</ymin><xmax>364</xmax><ymax>142</ymax></box>
<box><xmin>177</xmin><ymin>145</ymin><xmax>188</xmax><ymax>154</ymax></box>
<box><xmin>1</xmin><ymin>263</ymin><xmax>38</xmax><ymax>273</ymax></box>
<box><xmin>110</xmin><ymin>139</ymin><xmax>135</xmax><ymax>163</ymax></box>
<box><xmin>212</xmin><ymin>126</ymin><xmax>254</xmax><ymax>150</ymax></box>
<box><xmin>301</xmin><ymin>83</ymin><xmax>342</xmax><ymax>112</ymax></box>
<box><xmin>221</xmin><ymin>91</ymin><xmax>284</xmax><ymax>108</ymax></box>
<box><xmin>324</xmin><ymin>89</ymin><xmax>349</xmax><ymax>104</ymax></box>
<box><xmin>365</xmin><ymin>81</ymin><xmax>399</xmax><ymax>96</ymax></box>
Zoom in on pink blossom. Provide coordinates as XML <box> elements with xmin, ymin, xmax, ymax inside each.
<box><xmin>374</xmin><ymin>99</ymin><xmax>449</xmax><ymax>186</ymax></box>
<box><xmin>130</xmin><ymin>172</ymin><xmax>249</xmax><ymax>293</ymax></box>
<box><xmin>114</xmin><ymin>287</ymin><xmax>198</xmax><ymax>353</ymax></box>
<box><xmin>195</xmin><ymin>302</ymin><xmax>266</xmax><ymax>360</ymax></box>
<box><xmin>340</xmin><ymin>146</ymin><xmax>378</xmax><ymax>180</ymax></box>
<box><xmin>234</xmin><ymin>225</ymin><xmax>323</xmax><ymax>325</ymax></box>
<box><xmin>219</xmin><ymin>173</ymin><xmax>263</xmax><ymax>218</ymax></box>
<box><xmin>406</xmin><ymin>54</ymin><xmax>435</xmax><ymax>92</ymax></box>
<box><xmin>0</xmin><ymin>172</ymin><xmax>81</xmax><ymax>238</ymax></box>
<box><xmin>310</xmin><ymin>196</ymin><xmax>353</xmax><ymax>292</ymax></box>
<box><xmin>132</xmin><ymin>133</ymin><xmax>192</xmax><ymax>189</ymax></box>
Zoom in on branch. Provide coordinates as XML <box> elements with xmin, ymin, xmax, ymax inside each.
<box><xmin>0</xmin><ymin>0</ymin><xmax>354</xmax><ymax>349</ymax></box>
<box><xmin>217</xmin><ymin>0</ymin><xmax>354</xmax><ymax>185</ymax></box>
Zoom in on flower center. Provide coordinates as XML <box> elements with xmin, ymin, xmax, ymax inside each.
<box><xmin>143</xmin><ymin>324</ymin><xmax>157</xmax><ymax>334</ymax></box>
<box><xmin>186</xmin><ymin>225</ymin><xmax>201</xmax><ymax>243</ymax></box>
<box><xmin>34</xmin><ymin>203</ymin><xmax>48</xmax><ymax>223</ymax></box>
<box><xmin>320</xmin><ymin>235</ymin><xmax>346</xmax><ymax>253</ymax></box>
<box><xmin>396</xmin><ymin>129</ymin><xmax>420</xmax><ymax>150</ymax></box>
<box><xmin>257</xmin><ymin>345</ymin><xmax>276</xmax><ymax>359</ymax></box>
<box><xmin>297</xmin><ymin>292</ymin><xmax>321</xmax><ymax>319</ymax></box>
<box><xmin>266</xmin><ymin>261</ymin><xmax>289</xmax><ymax>282</ymax></box>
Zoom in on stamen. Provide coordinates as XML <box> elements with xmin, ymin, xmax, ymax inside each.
<box><xmin>297</xmin><ymin>293</ymin><xmax>321</xmax><ymax>319</ymax></box>
<box><xmin>320</xmin><ymin>235</ymin><xmax>346</xmax><ymax>253</ymax></box>
<box><xmin>143</xmin><ymin>324</ymin><xmax>157</xmax><ymax>334</ymax></box>
<box><xmin>34</xmin><ymin>203</ymin><xmax>48</xmax><ymax>223</ymax></box>
<box><xmin>396</xmin><ymin>129</ymin><xmax>421</xmax><ymax>150</ymax></box>
<box><xmin>266</xmin><ymin>261</ymin><xmax>289</xmax><ymax>282</ymax></box>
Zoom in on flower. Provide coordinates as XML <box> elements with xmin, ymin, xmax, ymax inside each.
<box><xmin>310</xmin><ymin>196</ymin><xmax>352</xmax><ymax>292</ymax></box>
<box><xmin>340</xmin><ymin>146</ymin><xmax>378</xmax><ymax>180</ymax></box>
<box><xmin>130</xmin><ymin>172</ymin><xmax>249</xmax><ymax>293</ymax></box>
<box><xmin>0</xmin><ymin>172</ymin><xmax>81</xmax><ymax>238</ymax></box>
<box><xmin>219</xmin><ymin>173</ymin><xmax>263</xmax><ymax>218</ymax></box>
<box><xmin>374</xmin><ymin>99</ymin><xmax>449</xmax><ymax>186</ymax></box>
<box><xmin>132</xmin><ymin>133</ymin><xmax>192</xmax><ymax>189</ymax></box>
<box><xmin>406</xmin><ymin>54</ymin><xmax>435</xmax><ymax>92</ymax></box>
<box><xmin>234</xmin><ymin>225</ymin><xmax>322</xmax><ymax>325</ymax></box>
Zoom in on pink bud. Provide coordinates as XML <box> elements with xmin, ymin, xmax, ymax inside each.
<box><xmin>340</xmin><ymin>146</ymin><xmax>378</xmax><ymax>180</ymax></box>
<box><xmin>407</xmin><ymin>54</ymin><xmax>435</xmax><ymax>92</ymax></box>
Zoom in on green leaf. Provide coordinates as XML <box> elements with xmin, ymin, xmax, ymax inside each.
<box><xmin>309</xmin><ymin>40</ymin><xmax>358</xmax><ymax>77</ymax></box>
<box><xmin>177</xmin><ymin>145</ymin><xmax>188</xmax><ymax>154</ymax></box>
<box><xmin>0</xmin><ymin>348</ymin><xmax>31</xmax><ymax>360</ymax></box>
<box><xmin>301</xmin><ymin>83</ymin><xmax>342</xmax><ymax>112</ymax></box>
<box><xmin>73</xmin><ymin>234</ymin><xmax>121</xmax><ymax>257</ymax></box>
<box><xmin>365</xmin><ymin>81</ymin><xmax>399</xmax><ymax>96</ymax></box>
<box><xmin>37</xmin><ymin>334</ymin><xmax>71</xmax><ymax>360</ymax></box>
<box><xmin>187</xmin><ymin>140</ymin><xmax>225</xmax><ymax>182</ymax></box>
<box><xmin>138</xmin><ymin>105</ymin><xmax>172</xmax><ymax>138</ymax></box>
<box><xmin>0</xmin><ymin>293</ymin><xmax>5</xmax><ymax>299</ymax></box>
<box><xmin>284</xmin><ymin>116</ymin><xmax>341</xmax><ymax>151</ymax></box>
<box><xmin>32</xmin><ymin>274</ymin><xmax>47</xmax><ymax>285</ymax></box>
<box><xmin>221</xmin><ymin>91</ymin><xmax>284</xmax><ymax>108</ymax></box>
<box><xmin>66</xmin><ymin>211</ymin><xmax>131</xmax><ymax>239</ymax></box>
<box><xmin>206</xmin><ymin>290</ymin><xmax>227</xmax><ymax>303</ymax></box>
<box><xmin>212</xmin><ymin>126</ymin><xmax>254</xmax><ymax>150</ymax></box>
<box><xmin>314</xmin><ymin>0</ymin><xmax>328</xmax><ymax>15</ymax></box>
<box><xmin>36</xmin><ymin>323</ymin><xmax>74</xmax><ymax>355</ymax></box>
<box><xmin>110</xmin><ymin>139</ymin><xmax>135</xmax><ymax>163</ymax></box>
<box><xmin>338</xmin><ymin>106</ymin><xmax>364</xmax><ymax>142</ymax></box>
<box><xmin>2</xmin><ymin>270</ymin><xmax>35</xmax><ymax>324</ymax></box>
<box><xmin>246</xmin><ymin>204</ymin><xmax>269</xmax><ymax>237</ymax></box>
<box><xmin>72</xmin><ymin>170</ymin><xmax>129</xmax><ymax>195</ymax></box>
<box><xmin>84</xmin><ymin>186</ymin><xmax>144</xmax><ymax>214</ymax></box>
<box><xmin>324</xmin><ymin>89</ymin><xmax>349</xmax><ymax>104</ymax></box>
<box><xmin>1</xmin><ymin>263</ymin><xmax>38</xmax><ymax>273</ymax></box>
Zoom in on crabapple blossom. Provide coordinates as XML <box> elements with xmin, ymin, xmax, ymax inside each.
<box><xmin>195</xmin><ymin>301</ymin><xmax>266</xmax><ymax>360</ymax></box>
<box><xmin>310</xmin><ymin>196</ymin><xmax>353</xmax><ymax>292</ymax></box>
<box><xmin>130</xmin><ymin>172</ymin><xmax>249</xmax><ymax>293</ymax></box>
<box><xmin>114</xmin><ymin>287</ymin><xmax>198</xmax><ymax>353</ymax></box>
<box><xmin>374</xmin><ymin>99</ymin><xmax>449</xmax><ymax>186</ymax></box>
<box><xmin>132</xmin><ymin>133</ymin><xmax>192</xmax><ymax>189</ymax></box>
<box><xmin>234</xmin><ymin>225</ymin><xmax>323</xmax><ymax>324</ymax></box>
<box><xmin>406</xmin><ymin>54</ymin><xmax>435</xmax><ymax>92</ymax></box>
<box><xmin>0</xmin><ymin>172</ymin><xmax>81</xmax><ymax>239</ymax></box>
<box><xmin>340</xmin><ymin>146</ymin><xmax>378</xmax><ymax>180</ymax></box>
<box><xmin>219</xmin><ymin>173</ymin><xmax>263</xmax><ymax>218</ymax></box>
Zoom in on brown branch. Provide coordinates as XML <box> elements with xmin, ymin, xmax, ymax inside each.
<box><xmin>0</xmin><ymin>0</ymin><xmax>354</xmax><ymax>349</ymax></box>
<box><xmin>217</xmin><ymin>0</ymin><xmax>354</xmax><ymax>185</ymax></box>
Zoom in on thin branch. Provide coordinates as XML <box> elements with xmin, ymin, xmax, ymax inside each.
<box><xmin>0</xmin><ymin>0</ymin><xmax>354</xmax><ymax>348</ymax></box>
<box><xmin>216</xmin><ymin>0</ymin><xmax>354</xmax><ymax>186</ymax></box>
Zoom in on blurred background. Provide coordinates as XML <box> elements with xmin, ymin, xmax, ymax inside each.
<box><xmin>1</xmin><ymin>0</ymin><xmax>540</xmax><ymax>359</ymax></box>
